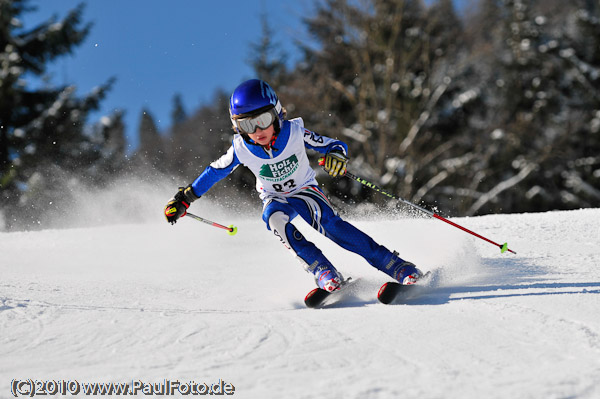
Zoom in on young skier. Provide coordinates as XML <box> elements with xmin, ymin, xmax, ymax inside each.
<box><xmin>164</xmin><ymin>79</ymin><xmax>422</xmax><ymax>293</ymax></box>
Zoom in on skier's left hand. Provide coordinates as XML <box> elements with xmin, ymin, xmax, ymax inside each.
<box><xmin>324</xmin><ymin>151</ymin><xmax>348</xmax><ymax>177</ymax></box>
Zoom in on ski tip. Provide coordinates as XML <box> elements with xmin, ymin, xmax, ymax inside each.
<box><xmin>377</xmin><ymin>282</ymin><xmax>400</xmax><ymax>305</ymax></box>
<box><xmin>227</xmin><ymin>225</ymin><xmax>238</xmax><ymax>236</ymax></box>
<box><xmin>304</xmin><ymin>277</ymin><xmax>354</xmax><ymax>308</ymax></box>
<box><xmin>304</xmin><ymin>288</ymin><xmax>328</xmax><ymax>308</ymax></box>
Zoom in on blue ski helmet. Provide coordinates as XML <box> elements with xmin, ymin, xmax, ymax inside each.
<box><xmin>229</xmin><ymin>79</ymin><xmax>284</xmax><ymax>133</ymax></box>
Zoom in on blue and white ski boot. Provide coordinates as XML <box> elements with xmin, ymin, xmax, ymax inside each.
<box><xmin>305</xmin><ymin>263</ymin><xmax>346</xmax><ymax>308</ymax></box>
<box><xmin>314</xmin><ymin>264</ymin><xmax>343</xmax><ymax>292</ymax></box>
<box><xmin>385</xmin><ymin>251</ymin><xmax>423</xmax><ymax>285</ymax></box>
<box><xmin>377</xmin><ymin>251</ymin><xmax>427</xmax><ymax>304</ymax></box>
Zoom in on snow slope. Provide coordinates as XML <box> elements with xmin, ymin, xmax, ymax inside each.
<box><xmin>1</xmin><ymin>199</ymin><xmax>600</xmax><ymax>399</ymax></box>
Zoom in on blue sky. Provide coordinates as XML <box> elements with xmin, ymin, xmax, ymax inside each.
<box><xmin>22</xmin><ymin>1</ymin><xmax>312</xmax><ymax>150</ymax></box>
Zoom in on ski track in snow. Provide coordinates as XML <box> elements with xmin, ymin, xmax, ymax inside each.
<box><xmin>1</xmin><ymin>207</ymin><xmax>600</xmax><ymax>399</ymax></box>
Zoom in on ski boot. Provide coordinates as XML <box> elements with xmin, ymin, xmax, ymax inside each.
<box><xmin>313</xmin><ymin>264</ymin><xmax>343</xmax><ymax>292</ymax></box>
<box><xmin>305</xmin><ymin>263</ymin><xmax>345</xmax><ymax>307</ymax></box>
<box><xmin>385</xmin><ymin>251</ymin><xmax>423</xmax><ymax>285</ymax></box>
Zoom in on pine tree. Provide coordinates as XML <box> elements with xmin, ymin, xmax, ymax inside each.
<box><xmin>168</xmin><ymin>90</ymin><xmax>232</xmax><ymax>179</ymax></box>
<box><xmin>290</xmin><ymin>0</ymin><xmax>471</xmax><ymax>208</ymax></box>
<box><xmin>134</xmin><ymin>108</ymin><xmax>165</xmax><ymax>171</ymax></box>
<box><xmin>248</xmin><ymin>11</ymin><xmax>287</xmax><ymax>86</ymax></box>
<box><xmin>171</xmin><ymin>93</ymin><xmax>187</xmax><ymax>127</ymax></box>
<box><xmin>463</xmin><ymin>0</ymin><xmax>600</xmax><ymax>214</ymax></box>
<box><xmin>0</xmin><ymin>0</ymin><xmax>115</xmax><ymax>230</ymax></box>
<box><xmin>95</xmin><ymin>109</ymin><xmax>127</xmax><ymax>180</ymax></box>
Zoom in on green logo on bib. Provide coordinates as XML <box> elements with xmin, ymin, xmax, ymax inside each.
<box><xmin>259</xmin><ymin>154</ymin><xmax>299</xmax><ymax>182</ymax></box>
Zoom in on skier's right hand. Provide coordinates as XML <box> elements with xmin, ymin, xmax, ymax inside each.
<box><xmin>164</xmin><ymin>186</ymin><xmax>200</xmax><ymax>224</ymax></box>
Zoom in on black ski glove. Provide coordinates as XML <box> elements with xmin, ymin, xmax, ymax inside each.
<box><xmin>164</xmin><ymin>185</ymin><xmax>200</xmax><ymax>224</ymax></box>
<box><xmin>323</xmin><ymin>150</ymin><xmax>349</xmax><ymax>177</ymax></box>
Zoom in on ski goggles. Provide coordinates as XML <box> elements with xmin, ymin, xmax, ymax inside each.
<box><xmin>233</xmin><ymin>109</ymin><xmax>277</xmax><ymax>134</ymax></box>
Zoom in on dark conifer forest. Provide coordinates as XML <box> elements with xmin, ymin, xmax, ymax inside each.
<box><xmin>1</xmin><ymin>0</ymin><xmax>599</xmax><ymax>230</ymax></box>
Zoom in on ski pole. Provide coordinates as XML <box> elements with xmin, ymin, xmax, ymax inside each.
<box><xmin>185</xmin><ymin>212</ymin><xmax>238</xmax><ymax>236</ymax></box>
<box><xmin>346</xmin><ymin>170</ymin><xmax>515</xmax><ymax>254</ymax></box>
<box><xmin>318</xmin><ymin>158</ymin><xmax>515</xmax><ymax>254</ymax></box>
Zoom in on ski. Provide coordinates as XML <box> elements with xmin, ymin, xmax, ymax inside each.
<box><xmin>377</xmin><ymin>272</ymin><xmax>432</xmax><ymax>305</ymax></box>
<box><xmin>377</xmin><ymin>282</ymin><xmax>417</xmax><ymax>304</ymax></box>
<box><xmin>304</xmin><ymin>277</ymin><xmax>353</xmax><ymax>308</ymax></box>
<box><xmin>304</xmin><ymin>287</ymin><xmax>331</xmax><ymax>308</ymax></box>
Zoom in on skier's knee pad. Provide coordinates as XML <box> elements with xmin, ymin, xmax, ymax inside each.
<box><xmin>268</xmin><ymin>211</ymin><xmax>289</xmax><ymax>242</ymax></box>
<box><xmin>268</xmin><ymin>211</ymin><xmax>334</xmax><ymax>275</ymax></box>
<box><xmin>262</xmin><ymin>199</ymin><xmax>297</xmax><ymax>231</ymax></box>
<box><xmin>268</xmin><ymin>211</ymin><xmax>302</xmax><ymax>252</ymax></box>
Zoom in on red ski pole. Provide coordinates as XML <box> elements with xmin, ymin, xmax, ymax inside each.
<box><xmin>318</xmin><ymin>158</ymin><xmax>516</xmax><ymax>254</ymax></box>
<box><xmin>185</xmin><ymin>212</ymin><xmax>238</xmax><ymax>236</ymax></box>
